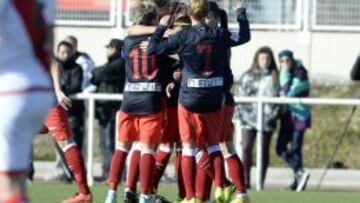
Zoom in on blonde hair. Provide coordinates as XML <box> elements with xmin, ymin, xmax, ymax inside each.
<box><xmin>189</xmin><ymin>0</ymin><xmax>209</xmax><ymax>21</ymax></box>
<box><xmin>131</xmin><ymin>1</ymin><xmax>158</xmax><ymax>25</ymax></box>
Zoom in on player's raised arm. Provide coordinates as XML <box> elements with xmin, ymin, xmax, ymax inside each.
<box><xmin>224</xmin><ymin>0</ymin><xmax>251</xmax><ymax>47</ymax></box>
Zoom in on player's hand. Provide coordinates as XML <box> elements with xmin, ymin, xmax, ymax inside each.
<box><xmin>139</xmin><ymin>41</ymin><xmax>149</xmax><ymax>52</ymax></box>
<box><xmin>166</xmin><ymin>82</ymin><xmax>176</xmax><ymax>98</ymax></box>
<box><xmin>235</xmin><ymin>0</ymin><xmax>246</xmax><ymax>9</ymax></box>
<box><xmin>159</xmin><ymin>15</ymin><xmax>171</xmax><ymax>26</ymax></box>
<box><xmin>56</xmin><ymin>91</ymin><xmax>72</xmax><ymax>111</ymax></box>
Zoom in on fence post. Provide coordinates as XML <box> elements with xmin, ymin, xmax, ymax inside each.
<box><xmin>87</xmin><ymin>97</ymin><xmax>95</xmax><ymax>186</ymax></box>
<box><xmin>256</xmin><ymin>100</ymin><xmax>264</xmax><ymax>190</ymax></box>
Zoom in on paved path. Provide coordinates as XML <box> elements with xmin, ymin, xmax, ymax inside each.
<box><xmin>33</xmin><ymin>161</ymin><xmax>360</xmax><ymax>191</ymax></box>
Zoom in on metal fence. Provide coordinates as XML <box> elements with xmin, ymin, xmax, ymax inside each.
<box><xmin>72</xmin><ymin>93</ymin><xmax>360</xmax><ymax>190</ymax></box>
<box><xmin>312</xmin><ymin>0</ymin><xmax>360</xmax><ymax>31</ymax></box>
<box><xmin>55</xmin><ymin>0</ymin><xmax>117</xmax><ymax>26</ymax></box>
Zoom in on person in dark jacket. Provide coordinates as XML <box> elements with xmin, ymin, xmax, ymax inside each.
<box><xmin>64</xmin><ymin>36</ymin><xmax>96</xmax><ymax>157</ymax></box>
<box><xmin>91</xmin><ymin>39</ymin><xmax>126</xmax><ymax>179</ymax></box>
<box><xmin>64</xmin><ymin>35</ymin><xmax>96</xmax><ymax>91</ymax></box>
<box><xmin>350</xmin><ymin>54</ymin><xmax>360</xmax><ymax>81</ymax></box>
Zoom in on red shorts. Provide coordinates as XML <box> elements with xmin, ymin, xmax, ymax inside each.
<box><xmin>43</xmin><ymin>106</ymin><xmax>72</xmax><ymax>141</ymax></box>
<box><xmin>221</xmin><ymin>106</ymin><xmax>235</xmax><ymax>142</ymax></box>
<box><xmin>178</xmin><ymin>104</ymin><xmax>222</xmax><ymax>147</ymax></box>
<box><xmin>161</xmin><ymin>106</ymin><xmax>180</xmax><ymax>143</ymax></box>
<box><xmin>116</xmin><ymin>111</ymin><xmax>164</xmax><ymax>145</ymax></box>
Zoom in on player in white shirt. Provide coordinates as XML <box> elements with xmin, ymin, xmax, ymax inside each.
<box><xmin>0</xmin><ymin>0</ymin><xmax>54</xmax><ymax>202</ymax></box>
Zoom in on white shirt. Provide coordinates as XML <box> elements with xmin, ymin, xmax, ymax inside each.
<box><xmin>0</xmin><ymin>0</ymin><xmax>55</xmax><ymax>67</ymax></box>
<box><xmin>0</xmin><ymin>1</ymin><xmax>34</xmax><ymax>68</ymax></box>
<box><xmin>0</xmin><ymin>0</ymin><xmax>54</xmax><ymax>92</ymax></box>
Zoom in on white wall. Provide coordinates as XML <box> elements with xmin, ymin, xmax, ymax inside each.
<box><xmin>55</xmin><ymin>26</ymin><xmax>360</xmax><ymax>84</ymax></box>
<box><xmin>310</xmin><ymin>32</ymin><xmax>360</xmax><ymax>84</ymax></box>
<box><xmin>54</xmin><ymin>26</ymin><xmax>126</xmax><ymax>65</ymax></box>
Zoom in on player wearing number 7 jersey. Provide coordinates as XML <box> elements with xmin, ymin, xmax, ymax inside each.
<box><xmin>147</xmin><ymin>0</ymin><xmax>250</xmax><ymax>202</ymax></box>
<box><xmin>105</xmin><ymin>2</ymin><xmax>165</xmax><ymax>203</ymax></box>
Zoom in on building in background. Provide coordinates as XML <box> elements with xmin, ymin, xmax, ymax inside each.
<box><xmin>54</xmin><ymin>0</ymin><xmax>360</xmax><ymax>84</ymax></box>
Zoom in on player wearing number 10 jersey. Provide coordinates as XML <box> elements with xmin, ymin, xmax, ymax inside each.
<box><xmin>105</xmin><ymin>2</ymin><xmax>164</xmax><ymax>203</ymax></box>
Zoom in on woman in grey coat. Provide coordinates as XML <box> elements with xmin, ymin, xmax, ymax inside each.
<box><xmin>238</xmin><ymin>46</ymin><xmax>280</xmax><ymax>188</ymax></box>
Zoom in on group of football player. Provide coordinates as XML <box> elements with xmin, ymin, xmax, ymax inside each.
<box><xmin>0</xmin><ymin>0</ymin><xmax>251</xmax><ymax>203</ymax></box>
<box><xmin>104</xmin><ymin>0</ymin><xmax>251</xmax><ymax>202</ymax></box>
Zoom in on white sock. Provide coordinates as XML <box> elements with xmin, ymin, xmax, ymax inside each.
<box><xmin>108</xmin><ymin>190</ymin><xmax>116</xmax><ymax>195</ymax></box>
<box><xmin>140</xmin><ymin>194</ymin><xmax>154</xmax><ymax>199</ymax></box>
<box><xmin>124</xmin><ymin>188</ymin><xmax>135</xmax><ymax>193</ymax></box>
<box><xmin>236</xmin><ymin>193</ymin><xmax>249</xmax><ymax>200</ymax></box>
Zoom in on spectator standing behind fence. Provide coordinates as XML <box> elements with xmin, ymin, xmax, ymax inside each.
<box><xmin>350</xmin><ymin>53</ymin><xmax>360</xmax><ymax>81</ymax></box>
<box><xmin>276</xmin><ymin>50</ymin><xmax>311</xmax><ymax>192</ymax></box>
<box><xmin>64</xmin><ymin>35</ymin><xmax>96</xmax><ymax>150</ymax></box>
<box><xmin>238</xmin><ymin>46</ymin><xmax>280</xmax><ymax>189</ymax></box>
<box><xmin>64</xmin><ymin>35</ymin><xmax>96</xmax><ymax>91</ymax></box>
<box><xmin>90</xmin><ymin>39</ymin><xmax>126</xmax><ymax>179</ymax></box>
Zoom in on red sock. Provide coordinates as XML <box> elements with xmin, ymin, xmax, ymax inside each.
<box><xmin>3</xmin><ymin>195</ymin><xmax>28</xmax><ymax>203</ymax></box>
<box><xmin>108</xmin><ymin>150</ymin><xmax>128</xmax><ymax>191</ymax></box>
<box><xmin>64</xmin><ymin>146</ymin><xmax>90</xmax><ymax>194</ymax></box>
<box><xmin>175</xmin><ymin>151</ymin><xmax>186</xmax><ymax>199</ymax></box>
<box><xmin>140</xmin><ymin>152</ymin><xmax>156</xmax><ymax>195</ymax></box>
<box><xmin>181</xmin><ymin>155</ymin><xmax>195</xmax><ymax>200</ymax></box>
<box><xmin>195</xmin><ymin>164</ymin><xmax>211</xmax><ymax>201</ymax></box>
<box><xmin>126</xmin><ymin>149</ymin><xmax>141</xmax><ymax>192</ymax></box>
<box><xmin>210</xmin><ymin>151</ymin><xmax>229</xmax><ymax>188</ymax></box>
<box><xmin>152</xmin><ymin>150</ymin><xmax>172</xmax><ymax>192</ymax></box>
<box><xmin>196</xmin><ymin>150</ymin><xmax>214</xmax><ymax>179</ymax></box>
<box><xmin>204</xmin><ymin>172</ymin><xmax>213</xmax><ymax>200</ymax></box>
<box><xmin>226</xmin><ymin>155</ymin><xmax>247</xmax><ymax>193</ymax></box>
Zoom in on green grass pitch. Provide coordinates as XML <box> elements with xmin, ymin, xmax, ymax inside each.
<box><xmin>29</xmin><ymin>183</ymin><xmax>360</xmax><ymax>203</ymax></box>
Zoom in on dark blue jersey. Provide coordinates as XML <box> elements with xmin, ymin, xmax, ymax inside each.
<box><xmin>121</xmin><ymin>35</ymin><xmax>164</xmax><ymax>115</ymax></box>
<box><xmin>223</xmin><ymin>49</ymin><xmax>234</xmax><ymax>92</ymax></box>
<box><xmin>224</xmin><ymin>91</ymin><xmax>235</xmax><ymax>106</ymax></box>
<box><xmin>148</xmin><ymin>8</ymin><xmax>250</xmax><ymax>113</ymax></box>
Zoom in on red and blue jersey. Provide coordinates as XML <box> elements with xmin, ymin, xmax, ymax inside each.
<box><xmin>148</xmin><ymin>8</ymin><xmax>250</xmax><ymax>113</ymax></box>
<box><xmin>121</xmin><ymin>34</ymin><xmax>165</xmax><ymax>115</ymax></box>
